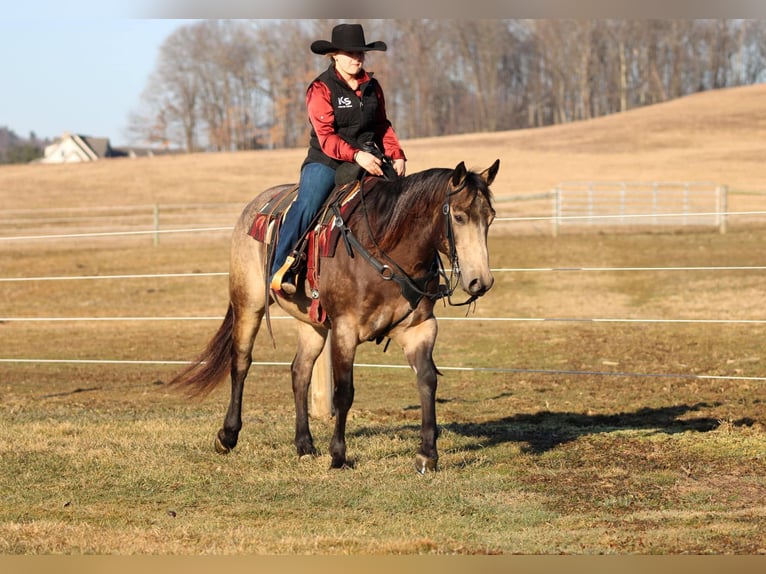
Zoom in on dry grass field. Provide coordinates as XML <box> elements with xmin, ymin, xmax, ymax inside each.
<box><xmin>1</xmin><ymin>85</ymin><xmax>765</xmax><ymax>555</ymax></box>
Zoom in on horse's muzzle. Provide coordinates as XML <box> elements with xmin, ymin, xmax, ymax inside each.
<box><xmin>467</xmin><ymin>275</ymin><xmax>494</xmax><ymax>297</ymax></box>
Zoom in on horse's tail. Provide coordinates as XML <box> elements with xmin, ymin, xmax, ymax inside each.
<box><xmin>168</xmin><ymin>304</ymin><xmax>234</xmax><ymax>397</ymax></box>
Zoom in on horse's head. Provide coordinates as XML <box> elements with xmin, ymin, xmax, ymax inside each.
<box><xmin>443</xmin><ymin>160</ymin><xmax>499</xmax><ymax>298</ymax></box>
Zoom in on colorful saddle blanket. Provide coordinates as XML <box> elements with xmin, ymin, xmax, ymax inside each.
<box><xmin>247</xmin><ymin>179</ymin><xmax>368</xmax><ymax>324</ymax></box>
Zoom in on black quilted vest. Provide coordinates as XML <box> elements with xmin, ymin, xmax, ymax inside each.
<box><xmin>303</xmin><ymin>64</ymin><xmax>381</xmax><ymax>170</ymax></box>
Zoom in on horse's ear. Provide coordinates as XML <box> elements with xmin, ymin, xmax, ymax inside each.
<box><xmin>480</xmin><ymin>159</ymin><xmax>500</xmax><ymax>186</ymax></box>
<box><xmin>451</xmin><ymin>161</ymin><xmax>467</xmax><ymax>189</ymax></box>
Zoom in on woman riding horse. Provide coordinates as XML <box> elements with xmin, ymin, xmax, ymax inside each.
<box><xmin>270</xmin><ymin>23</ymin><xmax>406</xmax><ymax>295</ymax></box>
<box><xmin>170</xmin><ymin>158</ymin><xmax>500</xmax><ymax>473</ymax></box>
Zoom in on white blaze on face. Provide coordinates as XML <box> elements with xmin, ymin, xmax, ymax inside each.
<box><xmin>453</xmin><ymin>212</ymin><xmax>493</xmax><ymax>295</ymax></box>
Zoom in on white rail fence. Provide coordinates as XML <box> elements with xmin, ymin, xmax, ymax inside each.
<box><xmin>0</xmin><ymin>202</ymin><xmax>242</xmax><ymax>245</ymax></box>
<box><xmin>3</xmin><ymin>269</ymin><xmax>765</xmax><ymax>375</ymax></box>
<box><xmin>5</xmin><ymin>184</ymin><xmax>766</xmax><ymax>244</ymax></box>
<box><xmin>550</xmin><ymin>181</ymin><xmax>728</xmax><ymax>236</ymax></box>
<box><xmin>3</xmin><ymin>197</ymin><xmax>766</xmax><ymax>417</ymax></box>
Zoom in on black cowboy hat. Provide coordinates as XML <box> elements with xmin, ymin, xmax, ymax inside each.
<box><xmin>310</xmin><ymin>23</ymin><xmax>387</xmax><ymax>55</ymax></box>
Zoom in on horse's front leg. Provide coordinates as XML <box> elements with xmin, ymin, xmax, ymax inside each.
<box><xmin>291</xmin><ymin>322</ymin><xmax>328</xmax><ymax>457</ymax></box>
<box><xmin>328</xmin><ymin>326</ymin><xmax>358</xmax><ymax>469</ymax></box>
<box><xmin>397</xmin><ymin>318</ymin><xmax>440</xmax><ymax>473</ymax></box>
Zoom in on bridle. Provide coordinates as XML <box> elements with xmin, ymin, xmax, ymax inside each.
<box><xmin>440</xmin><ymin>177</ymin><xmax>482</xmax><ymax>308</ymax></box>
<box><xmin>331</xmin><ymin>174</ymin><xmax>484</xmax><ymax>335</ymax></box>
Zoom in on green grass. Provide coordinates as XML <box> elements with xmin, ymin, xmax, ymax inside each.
<box><xmin>1</xmin><ymin>362</ymin><xmax>764</xmax><ymax>554</ymax></box>
<box><xmin>1</xmin><ymin>229</ymin><xmax>766</xmax><ymax>554</ymax></box>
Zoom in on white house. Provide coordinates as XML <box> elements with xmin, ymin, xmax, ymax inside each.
<box><xmin>39</xmin><ymin>132</ymin><xmax>117</xmax><ymax>163</ymax></box>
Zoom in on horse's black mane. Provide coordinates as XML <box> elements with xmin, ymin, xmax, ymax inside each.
<box><xmin>358</xmin><ymin>167</ymin><xmax>493</xmax><ymax>251</ymax></box>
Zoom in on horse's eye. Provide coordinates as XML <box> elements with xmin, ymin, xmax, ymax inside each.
<box><xmin>453</xmin><ymin>213</ymin><xmax>466</xmax><ymax>224</ymax></box>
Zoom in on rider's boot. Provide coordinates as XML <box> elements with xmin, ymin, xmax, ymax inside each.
<box><xmin>270</xmin><ymin>254</ymin><xmax>297</xmax><ymax>296</ymax></box>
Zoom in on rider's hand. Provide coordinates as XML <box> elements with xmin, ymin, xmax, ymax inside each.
<box><xmin>354</xmin><ymin>150</ymin><xmax>383</xmax><ymax>177</ymax></box>
<box><xmin>393</xmin><ymin>158</ymin><xmax>406</xmax><ymax>177</ymax></box>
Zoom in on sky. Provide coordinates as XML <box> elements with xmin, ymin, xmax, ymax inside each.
<box><xmin>0</xmin><ymin>17</ymin><xmax>192</xmax><ymax>147</ymax></box>
<box><xmin>3</xmin><ymin>2</ymin><xmax>763</xmax><ymax>148</ymax></box>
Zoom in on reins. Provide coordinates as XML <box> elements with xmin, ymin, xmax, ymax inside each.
<box><xmin>333</xmin><ymin>173</ymin><xmax>480</xmax><ymax>326</ymax></box>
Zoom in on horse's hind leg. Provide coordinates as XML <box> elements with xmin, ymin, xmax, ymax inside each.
<box><xmin>291</xmin><ymin>322</ymin><xmax>328</xmax><ymax>457</ymax></box>
<box><xmin>215</xmin><ymin>302</ymin><xmax>263</xmax><ymax>454</ymax></box>
<box><xmin>216</xmin><ymin>226</ymin><xmax>267</xmax><ymax>454</ymax></box>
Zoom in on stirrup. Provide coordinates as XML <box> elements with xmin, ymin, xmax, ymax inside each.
<box><xmin>270</xmin><ymin>255</ymin><xmax>296</xmax><ymax>294</ymax></box>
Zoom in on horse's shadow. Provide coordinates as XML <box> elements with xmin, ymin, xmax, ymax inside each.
<box><xmin>356</xmin><ymin>402</ymin><xmax>753</xmax><ymax>455</ymax></box>
<box><xmin>444</xmin><ymin>402</ymin><xmax>734</xmax><ymax>454</ymax></box>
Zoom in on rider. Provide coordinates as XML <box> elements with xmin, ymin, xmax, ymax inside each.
<box><xmin>270</xmin><ymin>23</ymin><xmax>407</xmax><ymax>295</ymax></box>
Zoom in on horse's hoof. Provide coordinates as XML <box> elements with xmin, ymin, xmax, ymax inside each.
<box><xmin>214</xmin><ymin>435</ymin><xmax>231</xmax><ymax>455</ymax></box>
<box><xmin>414</xmin><ymin>453</ymin><xmax>438</xmax><ymax>474</ymax></box>
<box><xmin>330</xmin><ymin>458</ymin><xmax>354</xmax><ymax>470</ymax></box>
<box><xmin>296</xmin><ymin>443</ymin><xmax>318</xmax><ymax>459</ymax></box>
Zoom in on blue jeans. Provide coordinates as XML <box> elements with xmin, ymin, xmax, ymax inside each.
<box><xmin>271</xmin><ymin>162</ymin><xmax>336</xmax><ymax>278</ymax></box>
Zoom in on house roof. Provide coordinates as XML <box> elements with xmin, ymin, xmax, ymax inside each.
<box><xmin>79</xmin><ymin>136</ymin><xmax>111</xmax><ymax>158</ymax></box>
<box><xmin>37</xmin><ymin>132</ymin><xmax>179</xmax><ymax>163</ymax></box>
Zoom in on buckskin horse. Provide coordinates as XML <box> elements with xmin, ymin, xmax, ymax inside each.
<box><xmin>170</xmin><ymin>159</ymin><xmax>499</xmax><ymax>473</ymax></box>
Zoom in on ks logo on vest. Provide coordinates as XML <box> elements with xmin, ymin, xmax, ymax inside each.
<box><xmin>337</xmin><ymin>96</ymin><xmax>353</xmax><ymax>109</ymax></box>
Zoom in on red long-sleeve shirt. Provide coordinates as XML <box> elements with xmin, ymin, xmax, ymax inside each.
<box><xmin>306</xmin><ymin>69</ymin><xmax>407</xmax><ymax>163</ymax></box>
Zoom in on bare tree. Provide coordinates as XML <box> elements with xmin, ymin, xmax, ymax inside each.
<box><xmin>190</xmin><ymin>20</ymin><xmax>265</xmax><ymax>151</ymax></box>
<box><xmin>131</xmin><ymin>19</ymin><xmax>766</xmax><ymax>151</ymax></box>
<box><xmin>252</xmin><ymin>20</ymin><xmax>319</xmax><ymax>149</ymax></box>
<box><xmin>128</xmin><ymin>25</ymin><xmax>203</xmax><ymax>151</ymax></box>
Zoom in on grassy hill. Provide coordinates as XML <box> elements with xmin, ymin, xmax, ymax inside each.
<box><xmin>1</xmin><ymin>84</ymin><xmax>765</xmax><ymax>212</ymax></box>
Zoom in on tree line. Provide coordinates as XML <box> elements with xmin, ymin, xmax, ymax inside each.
<box><xmin>0</xmin><ymin>127</ymin><xmax>49</xmax><ymax>164</ymax></box>
<box><xmin>128</xmin><ymin>19</ymin><xmax>766</xmax><ymax>153</ymax></box>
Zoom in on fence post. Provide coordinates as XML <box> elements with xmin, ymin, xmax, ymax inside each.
<box><xmin>552</xmin><ymin>187</ymin><xmax>560</xmax><ymax>237</ymax></box>
<box><xmin>153</xmin><ymin>204</ymin><xmax>160</xmax><ymax>246</ymax></box>
<box><xmin>619</xmin><ymin>182</ymin><xmax>626</xmax><ymax>224</ymax></box>
<box><xmin>717</xmin><ymin>185</ymin><xmax>728</xmax><ymax>234</ymax></box>
<box><xmin>310</xmin><ymin>334</ymin><xmax>334</xmax><ymax>419</ymax></box>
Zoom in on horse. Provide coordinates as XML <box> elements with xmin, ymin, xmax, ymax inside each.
<box><xmin>169</xmin><ymin>159</ymin><xmax>499</xmax><ymax>473</ymax></box>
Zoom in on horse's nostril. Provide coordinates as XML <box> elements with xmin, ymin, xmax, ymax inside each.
<box><xmin>469</xmin><ymin>276</ymin><xmax>493</xmax><ymax>296</ymax></box>
<box><xmin>469</xmin><ymin>279</ymin><xmax>486</xmax><ymax>296</ymax></box>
